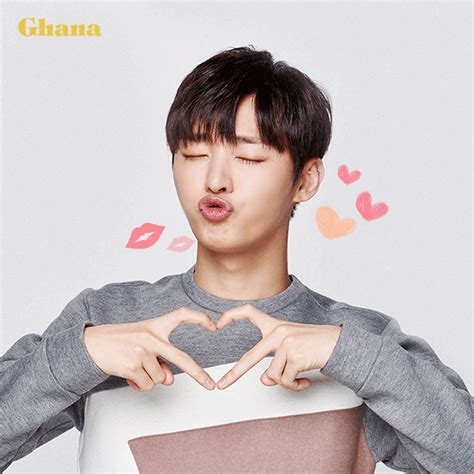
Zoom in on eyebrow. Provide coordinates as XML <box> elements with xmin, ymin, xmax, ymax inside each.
<box><xmin>187</xmin><ymin>134</ymin><xmax>263</xmax><ymax>146</ymax></box>
<box><xmin>236</xmin><ymin>135</ymin><xmax>262</xmax><ymax>145</ymax></box>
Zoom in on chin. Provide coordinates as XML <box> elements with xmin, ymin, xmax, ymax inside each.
<box><xmin>195</xmin><ymin>229</ymin><xmax>243</xmax><ymax>252</ymax></box>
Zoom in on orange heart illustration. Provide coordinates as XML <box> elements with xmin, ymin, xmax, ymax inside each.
<box><xmin>316</xmin><ymin>207</ymin><xmax>356</xmax><ymax>239</ymax></box>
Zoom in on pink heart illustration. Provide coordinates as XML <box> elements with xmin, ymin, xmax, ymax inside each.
<box><xmin>338</xmin><ymin>164</ymin><xmax>361</xmax><ymax>184</ymax></box>
<box><xmin>356</xmin><ymin>192</ymin><xmax>389</xmax><ymax>221</ymax></box>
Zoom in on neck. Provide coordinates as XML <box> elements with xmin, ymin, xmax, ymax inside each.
<box><xmin>193</xmin><ymin>233</ymin><xmax>291</xmax><ymax>301</ymax></box>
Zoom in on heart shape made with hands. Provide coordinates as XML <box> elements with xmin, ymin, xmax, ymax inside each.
<box><xmin>126</xmin><ymin>304</ymin><xmax>341</xmax><ymax>394</ymax></box>
<box><xmin>194</xmin><ymin>303</ymin><xmax>342</xmax><ymax>392</ymax></box>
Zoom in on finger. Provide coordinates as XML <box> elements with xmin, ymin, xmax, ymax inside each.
<box><xmin>127</xmin><ymin>345</ymin><xmax>157</xmax><ymax>391</ymax></box>
<box><xmin>215</xmin><ymin>304</ymin><xmax>279</xmax><ymax>337</ymax></box>
<box><xmin>281</xmin><ymin>361</ymin><xmax>312</xmax><ymax>392</ymax></box>
<box><xmin>130</xmin><ymin>366</ymin><xmax>156</xmax><ymax>392</ymax></box>
<box><xmin>260</xmin><ymin>371</ymin><xmax>277</xmax><ymax>386</ymax></box>
<box><xmin>263</xmin><ymin>347</ymin><xmax>287</xmax><ymax>385</ymax></box>
<box><xmin>158</xmin><ymin>342</ymin><xmax>216</xmax><ymax>391</ymax></box>
<box><xmin>139</xmin><ymin>328</ymin><xmax>214</xmax><ymax>390</ymax></box>
<box><xmin>216</xmin><ymin>338</ymin><xmax>274</xmax><ymax>390</ymax></box>
<box><xmin>159</xmin><ymin>359</ymin><xmax>174</xmax><ymax>386</ymax></box>
<box><xmin>141</xmin><ymin>354</ymin><xmax>167</xmax><ymax>386</ymax></box>
<box><xmin>126</xmin><ymin>379</ymin><xmax>140</xmax><ymax>391</ymax></box>
<box><xmin>126</xmin><ymin>361</ymin><xmax>173</xmax><ymax>390</ymax></box>
<box><xmin>155</xmin><ymin>308</ymin><xmax>217</xmax><ymax>341</ymax></box>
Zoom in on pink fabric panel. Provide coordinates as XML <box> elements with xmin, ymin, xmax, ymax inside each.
<box><xmin>128</xmin><ymin>405</ymin><xmax>376</xmax><ymax>473</ymax></box>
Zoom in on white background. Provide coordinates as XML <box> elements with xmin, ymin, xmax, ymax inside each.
<box><xmin>1</xmin><ymin>1</ymin><xmax>472</xmax><ymax>472</ymax></box>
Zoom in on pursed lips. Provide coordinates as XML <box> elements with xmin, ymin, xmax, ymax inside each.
<box><xmin>198</xmin><ymin>195</ymin><xmax>234</xmax><ymax>212</ymax></box>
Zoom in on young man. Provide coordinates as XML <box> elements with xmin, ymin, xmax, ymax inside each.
<box><xmin>1</xmin><ymin>46</ymin><xmax>472</xmax><ymax>473</ymax></box>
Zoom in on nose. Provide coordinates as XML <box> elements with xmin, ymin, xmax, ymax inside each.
<box><xmin>205</xmin><ymin>154</ymin><xmax>233</xmax><ymax>195</ymax></box>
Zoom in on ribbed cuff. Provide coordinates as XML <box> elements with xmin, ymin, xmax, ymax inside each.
<box><xmin>46</xmin><ymin>320</ymin><xmax>109</xmax><ymax>396</ymax></box>
<box><xmin>320</xmin><ymin>322</ymin><xmax>384</xmax><ymax>395</ymax></box>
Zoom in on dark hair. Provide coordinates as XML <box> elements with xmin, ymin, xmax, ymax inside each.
<box><xmin>165</xmin><ymin>45</ymin><xmax>332</xmax><ymax>219</ymax></box>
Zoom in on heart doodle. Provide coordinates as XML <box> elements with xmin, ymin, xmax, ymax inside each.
<box><xmin>316</xmin><ymin>207</ymin><xmax>356</xmax><ymax>239</ymax></box>
<box><xmin>338</xmin><ymin>164</ymin><xmax>361</xmax><ymax>184</ymax></box>
<box><xmin>356</xmin><ymin>192</ymin><xmax>389</xmax><ymax>221</ymax></box>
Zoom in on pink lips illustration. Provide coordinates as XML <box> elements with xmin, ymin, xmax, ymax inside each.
<box><xmin>167</xmin><ymin>236</ymin><xmax>195</xmax><ymax>252</ymax></box>
<box><xmin>126</xmin><ymin>223</ymin><xmax>165</xmax><ymax>249</ymax></box>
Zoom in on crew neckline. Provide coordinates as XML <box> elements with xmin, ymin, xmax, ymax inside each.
<box><xmin>181</xmin><ymin>264</ymin><xmax>306</xmax><ymax>314</ymax></box>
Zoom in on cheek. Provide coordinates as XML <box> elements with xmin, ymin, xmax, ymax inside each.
<box><xmin>173</xmin><ymin>168</ymin><xmax>199</xmax><ymax>205</ymax></box>
<box><xmin>238</xmin><ymin>178</ymin><xmax>292</xmax><ymax>222</ymax></box>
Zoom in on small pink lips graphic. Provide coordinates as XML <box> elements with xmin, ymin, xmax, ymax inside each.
<box><xmin>126</xmin><ymin>223</ymin><xmax>165</xmax><ymax>249</ymax></box>
<box><xmin>198</xmin><ymin>195</ymin><xmax>233</xmax><ymax>222</ymax></box>
<box><xmin>356</xmin><ymin>192</ymin><xmax>389</xmax><ymax>221</ymax></box>
<box><xmin>167</xmin><ymin>236</ymin><xmax>195</xmax><ymax>253</ymax></box>
<box><xmin>338</xmin><ymin>164</ymin><xmax>361</xmax><ymax>184</ymax></box>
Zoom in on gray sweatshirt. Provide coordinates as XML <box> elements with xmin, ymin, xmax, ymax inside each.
<box><xmin>0</xmin><ymin>264</ymin><xmax>473</xmax><ymax>473</ymax></box>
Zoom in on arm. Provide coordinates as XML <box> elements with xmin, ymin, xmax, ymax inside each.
<box><xmin>0</xmin><ymin>288</ymin><xmax>109</xmax><ymax>472</ymax></box>
<box><xmin>320</xmin><ymin>315</ymin><xmax>474</xmax><ymax>473</ymax></box>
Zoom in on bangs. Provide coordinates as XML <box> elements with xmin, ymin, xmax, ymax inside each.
<box><xmin>166</xmin><ymin>88</ymin><xmax>290</xmax><ymax>156</ymax></box>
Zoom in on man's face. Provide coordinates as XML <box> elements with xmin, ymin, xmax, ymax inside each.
<box><xmin>172</xmin><ymin>94</ymin><xmax>298</xmax><ymax>254</ymax></box>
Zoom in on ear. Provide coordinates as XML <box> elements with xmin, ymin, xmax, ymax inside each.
<box><xmin>292</xmin><ymin>158</ymin><xmax>324</xmax><ymax>204</ymax></box>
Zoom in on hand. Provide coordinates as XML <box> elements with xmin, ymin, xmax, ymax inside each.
<box><xmin>83</xmin><ymin>307</ymin><xmax>218</xmax><ymax>392</ymax></box>
<box><xmin>214</xmin><ymin>303</ymin><xmax>342</xmax><ymax>391</ymax></box>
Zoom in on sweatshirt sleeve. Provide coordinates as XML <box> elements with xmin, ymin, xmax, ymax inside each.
<box><xmin>319</xmin><ymin>316</ymin><xmax>474</xmax><ymax>473</ymax></box>
<box><xmin>0</xmin><ymin>288</ymin><xmax>110</xmax><ymax>472</ymax></box>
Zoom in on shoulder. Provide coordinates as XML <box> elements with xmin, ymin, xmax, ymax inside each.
<box><xmin>88</xmin><ymin>272</ymin><xmax>180</xmax><ymax>298</ymax></box>
<box><xmin>305</xmin><ymin>288</ymin><xmax>393</xmax><ymax>335</ymax></box>
<box><xmin>329</xmin><ymin>300</ymin><xmax>393</xmax><ymax>335</ymax></box>
<box><xmin>83</xmin><ymin>272</ymin><xmax>183</xmax><ymax>323</ymax></box>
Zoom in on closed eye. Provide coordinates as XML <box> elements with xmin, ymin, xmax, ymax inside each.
<box><xmin>237</xmin><ymin>157</ymin><xmax>264</xmax><ymax>165</ymax></box>
<box><xmin>183</xmin><ymin>155</ymin><xmax>264</xmax><ymax>165</ymax></box>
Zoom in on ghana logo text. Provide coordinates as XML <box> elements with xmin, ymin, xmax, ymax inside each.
<box><xmin>18</xmin><ymin>18</ymin><xmax>101</xmax><ymax>36</ymax></box>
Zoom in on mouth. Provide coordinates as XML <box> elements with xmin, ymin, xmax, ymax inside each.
<box><xmin>198</xmin><ymin>196</ymin><xmax>233</xmax><ymax>222</ymax></box>
<box><xmin>200</xmin><ymin>206</ymin><xmax>231</xmax><ymax>222</ymax></box>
